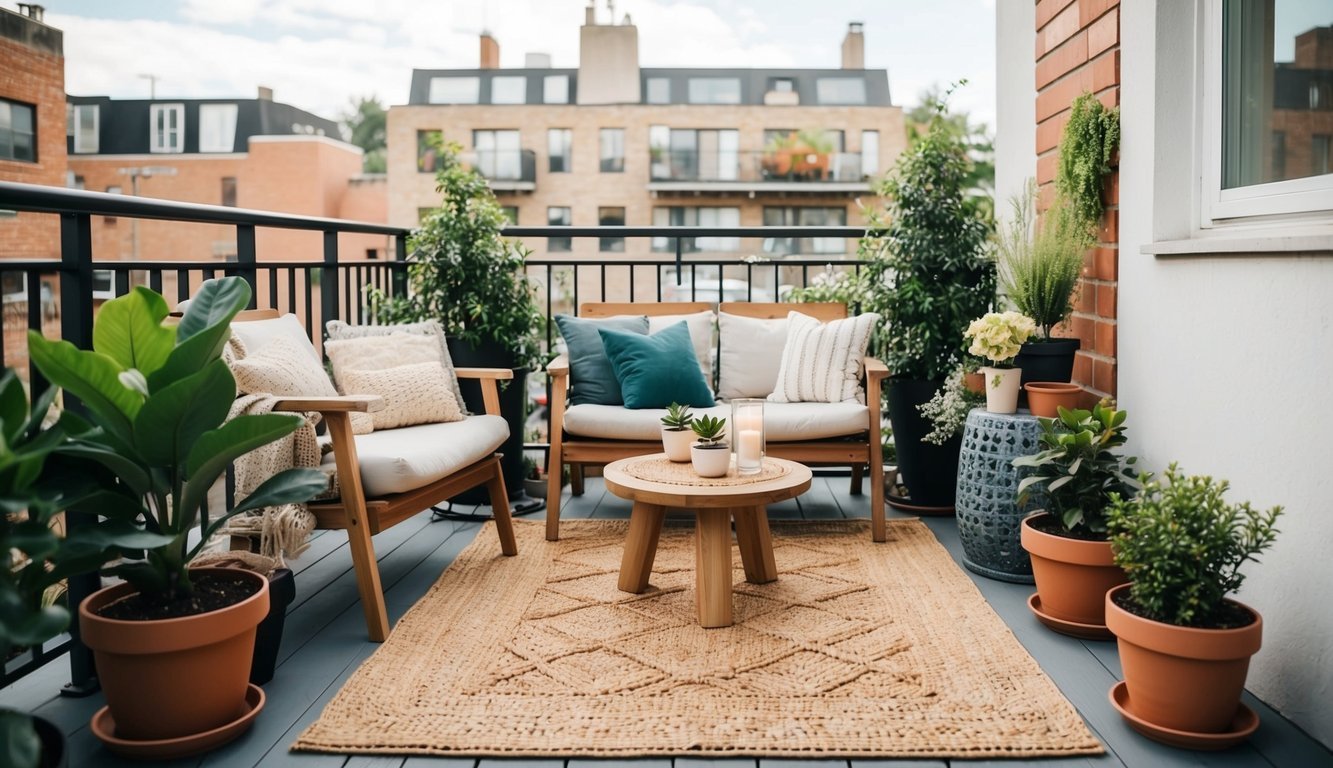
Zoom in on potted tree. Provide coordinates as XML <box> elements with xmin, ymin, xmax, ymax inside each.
<box><xmin>963</xmin><ymin>311</ymin><xmax>1036</xmax><ymax>414</ymax></box>
<box><xmin>27</xmin><ymin>278</ymin><xmax>328</xmax><ymax>757</ymax></box>
<box><xmin>689</xmin><ymin>415</ymin><xmax>730</xmax><ymax>478</ymax></box>
<box><xmin>1105</xmin><ymin>465</ymin><xmax>1280</xmax><ymax>747</ymax></box>
<box><xmin>1013</xmin><ymin>402</ymin><xmax>1138</xmax><ymax>637</ymax></box>
<box><xmin>863</xmin><ymin>88</ymin><xmax>995</xmax><ymax>509</ymax></box>
<box><xmin>660</xmin><ymin>402</ymin><xmax>695</xmax><ymax>462</ymax></box>
<box><xmin>371</xmin><ymin>137</ymin><xmax>545</xmax><ymax>513</ymax></box>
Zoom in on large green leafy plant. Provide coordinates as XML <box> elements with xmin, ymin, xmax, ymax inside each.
<box><xmin>27</xmin><ymin>278</ymin><xmax>327</xmax><ymax>603</ymax></box>
<box><xmin>1107</xmin><ymin>465</ymin><xmax>1281</xmax><ymax>627</ymax></box>
<box><xmin>862</xmin><ymin>89</ymin><xmax>995</xmax><ymax>380</ymax></box>
<box><xmin>1014</xmin><ymin>402</ymin><xmax>1139</xmax><ymax>535</ymax></box>
<box><xmin>371</xmin><ymin>138</ymin><xmax>544</xmax><ymax>370</ymax></box>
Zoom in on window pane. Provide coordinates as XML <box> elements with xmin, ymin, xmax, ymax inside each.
<box><xmin>816</xmin><ymin>77</ymin><xmax>866</xmax><ymax>105</ymax></box>
<box><xmin>599</xmin><ymin>206</ymin><xmax>625</xmax><ymax>252</ymax></box>
<box><xmin>600</xmin><ymin>128</ymin><xmax>624</xmax><ymax>172</ymax></box>
<box><xmin>548</xmin><ymin>128</ymin><xmax>571</xmax><ymax>173</ymax></box>
<box><xmin>150</xmin><ymin>104</ymin><xmax>183</xmax><ymax>152</ymax></box>
<box><xmin>2</xmin><ymin>101</ymin><xmax>35</xmax><ymax>162</ymax></box>
<box><xmin>418</xmin><ymin>130</ymin><xmax>444</xmax><ymax>172</ymax></box>
<box><xmin>429</xmin><ymin>76</ymin><xmax>480</xmax><ymax>104</ymax></box>
<box><xmin>543</xmin><ymin>75</ymin><xmax>569</xmax><ymax>104</ymax></box>
<box><xmin>688</xmin><ymin>78</ymin><xmax>741</xmax><ymax>104</ymax></box>
<box><xmin>548</xmin><ymin>206</ymin><xmax>572</xmax><ymax>252</ymax></box>
<box><xmin>199</xmin><ymin>103</ymin><xmax>238</xmax><ymax>153</ymax></box>
<box><xmin>501</xmin><ymin>206</ymin><xmax>519</xmax><ymax>224</ymax></box>
<box><xmin>221</xmin><ymin>177</ymin><xmax>237</xmax><ymax>207</ymax></box>
<box><xmin>1222</xmin><ymin>0</ymin><xmax>1333</xmax><ymax>188</ymax></box>
<box><xmin>646</xmin><ymin>77</ymin><xmax>671</xmax><ymax>104</ymax></box>
<box><xmin>76</xmin><ymin>104</ymin><xmax>98</xmax><ymax>153</ymax></box>
<box><xmin>861</xmin><ymin>130</ymin><xmax>879</xmax><ymax>178</ymax></box>
<box><xmin>491</xmin><ymin>76</ymin><xmax>527</xmax><ymax>104</ymax></box>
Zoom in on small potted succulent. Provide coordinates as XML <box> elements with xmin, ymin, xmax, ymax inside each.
<box><xmin>964</xmin><ymin>311</ymin><xmax>1036</xmax><ymax>414</ymax></box>
<box><xmin>1105</xmin><ymin>465</ymin><xmax>1280</xmax><ymax>745</ymax></box>
<box><xmin>660</xmin><ymin>402</ymin><xmax>695</xmax><ymax>462</ymax></box>
<box><xmin>1013</xmin><ymin>402</ymin><xmax>1138</xmax><ymax>635</ymax></box>
<box><xmin>689</xmin><ymin>414</ymin><xmax>730</xmax><ymax>477</ymax></box>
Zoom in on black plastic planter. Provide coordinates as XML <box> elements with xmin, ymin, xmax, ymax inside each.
<box><xmin>886</xmin><ymin>377</ymin><xmax>963</xmax><ymax>509</ymax></box>
<box><xmin>250</xmin><ymin>567</ymin><xmax>294</xmax><ymax>686</ymax></box>
<box><xmin>1014</xmin><ymin>338</ymin><xmax>1080</xmax><ymax>387</ymax></box>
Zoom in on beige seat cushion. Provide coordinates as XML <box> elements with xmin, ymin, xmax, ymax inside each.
<box><xmin>563</xmin><ymin>401</ymin><xmax>868</xmax><ymax>442</ymax></box>
<box><xmin>322</xmin><ymin>415</ymin><xmax>508</xmax><ymax>497</ymax></box>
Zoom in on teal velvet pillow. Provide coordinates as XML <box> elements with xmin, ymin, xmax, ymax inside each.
<box><xmin>598</xmin><ymin>321</ymin><xmax>715</xmax><ymax>409</ymax></box>
<box><xmin>554</xmin><ymin>314</ymin><xmax>649</xmax><ymax>406</ymax></box>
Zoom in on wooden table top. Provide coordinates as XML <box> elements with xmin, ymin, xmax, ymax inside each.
<box><xmin>602</xmin><ymin>454</ymin><xmax>812</xmax><ymax>509</ymax></box>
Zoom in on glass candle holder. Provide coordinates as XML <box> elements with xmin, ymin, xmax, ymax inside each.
<box><xmin>731</xmin><ymin>398</ymin><xmax>765</xmax><ymax>475</ymax></box>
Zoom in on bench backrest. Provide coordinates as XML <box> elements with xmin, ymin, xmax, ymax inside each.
<box><xmin>579</xmin><ymin>302</ymin><xmax>712</xmax><ymax>318</ymax></box>
<box><xmin>235</xmin><ymin>308</ymin><xmax>281</xmax><ymax>322</ymax></box>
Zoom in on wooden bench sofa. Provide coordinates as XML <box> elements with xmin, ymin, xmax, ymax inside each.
<box><xmin>544</xmin><ymin>301</ymin><xmax>889</xmax><ymax>543</ymax></box>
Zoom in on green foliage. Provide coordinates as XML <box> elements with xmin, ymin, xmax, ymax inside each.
<box><xmin>918</xmin><ymin>366</ymin><xmax>985</xmax><ymax>445</ymax></box>
<box><xmin>369</xmin><ymin>139</ymin><xmax>544</xmax><ymax>371</ymax></box>
<box><xmin>862</xmin><ymin>85</ymin><xmax>996</xmax><ymax>381</ymax></box>
<box><xmin>660</xmin><ymin>402</ymin><xmax>694</xmax><ymax>430</ymax></box>
<box><xmin>28</xmin><ymin>279</ymin><xmax>328</xmax><ymax>603</ymax></box>
<box><xmin>1107</xmin><ymin>465</ymin><xmax>1281</xmax><ymax>627</ymax></box>
<box><xmin>1014</xmin><ymin>401</ymin><xmax>1138</xmax><ymax>534</ymax></box>
<box><xmin>784</xmin><ymin>265</ymin><xmax>866</xmax><ymax>305</ymax></box>
<box><xmin>905</xmin><ymin>82</ymin><xmax>995</xmax><ymax>222</ymax></box>
<box><xmin>690</xmin><ymin>415</ymin><xmax>727</xmax><ymax>446</ymax></box>
<box><xmin>1056</xmin><ymin>92</ymin><xmax>1120</xmax><ymax>235</ymax></box>
<box><xmin>341</xmin><ymin>96</ymin><xmax>386</xmax><ymax>173</ymax></box>
<box><xmin>1</xmin><ymin>710</ymin><xmax>40</xmax><ymax>768</ymax></box>
<box><xmin>997</xmin><ymin>182</ymin><xmax>1090</xmax><ymax>339</ymax></box>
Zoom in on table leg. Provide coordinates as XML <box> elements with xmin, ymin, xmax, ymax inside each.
<box><xmin>618</xmin><ymin>502</ymin><xmax>666</xmax><ymax>593</ymax></box>
<box><xmin>695</xmin><ymin>509</ymin><xmax>734</xmax><ymax>628</ymax></box>
<box><xmin>733</xmin><ymin>505</ymin><xmax>778</xmax><ymax>584</ymax></box>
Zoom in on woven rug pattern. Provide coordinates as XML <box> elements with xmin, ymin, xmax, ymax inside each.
<box><xmin>294</xmin><ymin>520</ymin><xmax>1102</xmax><ymax>758</ymax></box>
<box><xmin>623</xmin><ymin>456</ymin><xmax>791</xmax><ymax>486</ymax></box>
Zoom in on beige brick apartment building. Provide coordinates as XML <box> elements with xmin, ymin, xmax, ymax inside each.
<box><xmin>387</xmin><ymin>7</ymin><xmax>906</xmax><ymax>301</ymax></box>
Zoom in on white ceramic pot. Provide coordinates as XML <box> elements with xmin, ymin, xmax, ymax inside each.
<box><xmin>982</xmin><ymin>366</ymin><xmax>1022</xmax><ymax>414</ymax></box>
<box><xmin>661</xmin><ymin>427</ymin><xmax>695</xmax><ymax>462</ymax></box>
<box><xmin>690</xmin><ymin>444</ymin><xmax>732</xmax><ymax>477</ymax></box>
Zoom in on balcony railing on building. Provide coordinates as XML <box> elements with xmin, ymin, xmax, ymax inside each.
<box><xmin>472</xmin><ymin>149</ymin><xmax>537</xmax><ymax>192</ymax></box>
<box><xmin>648</xmin><ymin>149</ymin><xmax>873</xmax><ymax>194</ymax></box>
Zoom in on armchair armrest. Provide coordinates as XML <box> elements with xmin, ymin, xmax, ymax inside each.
<box><xmin>863</xmin><ymin>357</ymin><xmax>889</xmax><ymax>381</ymax></box>
<box><xmin>453</xmin><ymin>367</ymin><xmax>511</xmax><ymax>417</ymax></box>
<box><xmin>272</xmin><ymin>394</ymin><xmax>385</xmax><ymax>413</ymax></box>
<box><xmin>545</xmin><ymin>354</ymin><xmax>570</xmax><ymax>378</ymax></box>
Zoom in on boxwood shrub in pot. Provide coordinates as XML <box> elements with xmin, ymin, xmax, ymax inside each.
<box><xmin>1013</xmin><ymin>402</ymin><xmax>1138</xmax><ymax>634</ymax></box>
<box><xmin>1105</xmin><ymin>465</ymin><xmax>1280</xmax><ymax>741</ymax></box>
<box><xmin>28</xmin><ymin>278</ymin><xmax>328</xmax><ymax>753</ymax></box>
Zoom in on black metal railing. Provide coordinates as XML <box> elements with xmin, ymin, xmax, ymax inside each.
<box><xmin>648</xmin><ymin>149</ymin><xmax>871</xmax><ymax>184</ymax></box>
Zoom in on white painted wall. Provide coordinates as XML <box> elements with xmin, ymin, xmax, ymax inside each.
<box><xmin>994</xmin><ymin>0</ymin><xmax>1036</xmax><ymax>222</ymax></box>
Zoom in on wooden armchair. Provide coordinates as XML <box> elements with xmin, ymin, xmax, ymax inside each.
<box><xmin>230</xmin><ymin>310</ymin><xmax>517</xmax><ymax>642</ymax></box>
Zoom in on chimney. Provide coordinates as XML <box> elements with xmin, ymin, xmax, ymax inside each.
<box><xmin>18</xmin><ymin>4</ymin><xmax>45</xmax><ymax>22</ymax></box>
<box><xmin>841</xmin><ymin>22</ymin><xmax>865</xmax><ymax>69</ymax></box>
<box><xmin>257</xmin><ymin>85</ymin><xmax>274</xmax><ymax>101</ymax></box>
<box><xmin>480</xmin><ymin>31</ymin><xmax>500</xmax><ymax>69</ymax></box>
<box><xmin>585</xmin><ymin>3</ymin><xmax>595</xmax><ymax>26</ymax></box>
<box><xmin>578</xmin><ymin>1</ymin><xmax>640</xmax><ymax>104</ymax></box>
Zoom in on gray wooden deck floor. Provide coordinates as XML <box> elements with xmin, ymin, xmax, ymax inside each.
<box><xmin>4</xmin><ymin>475</ymin><xmax>1330</xmax><ymax>768</ymax></box>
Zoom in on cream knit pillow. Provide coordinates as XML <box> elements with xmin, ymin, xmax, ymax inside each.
<box><xmin>324</xmin><ymin>333</ymin><xmax>442</xmax><ymax>394</ymax></box>
<box><xmin>767</xmin><ymin>311</ymin><xmax>880</xmax><ymax>404</ymax></box>
<box><xmin>325</xmin><ymin>319</ymin><xmax>465</xmax><ymax>413</ymax></box>
<box><xmin>337</xmin><ymin>362</ymin><xmax>465</xmax><ymax>430</ymax></box>
<box><xmin>230</xmin><ymin>337</ymin><xmax>375</xmax><ymax>434</ymax></box>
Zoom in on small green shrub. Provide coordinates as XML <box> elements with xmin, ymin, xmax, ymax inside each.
<box><xmin>997</xmin><ymin>183</ymin><xmax>1090</xmax><ymax>339</ymax></box>
<box><xmin>690</xmin><ymin>415</ymin><xmax>727</xmax><ymax>446</ymax></box>
<box><xmin>1107</xmin><ymin>465</ymin><xmax>1281</xmax><ymax>627</ymax></box>
<box><xmin>660</xmin><ymin>402</ymin><xmax>694</xmax><ymax>431</ymax></box>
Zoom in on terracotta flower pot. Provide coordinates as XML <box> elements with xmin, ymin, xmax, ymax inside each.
<box><xmin>963</xmin><ymin>371</ymin><xmax>985</xmax><ymax>395</ymax></box>
<box><xmin>1105</xmin><ymin>584</ymin><xmax>1262</xmax><ymax>734</ymax></box>
<box><xmin>661</xmin><ymin>427</ymin><xmax>695</xmax><ymax>462</ymax></box>
<box><xmin>1025</xmin><ymin>382</ymin><xmax>1084</xmax><ymax>418</ymax></box>
<box><xmin>79</xmin><ymin>567</ymin><xmax>270</xmax><ymax>742</ymax></box>
<box><xmin>690</xmin><ymin>444</ymin><xmax>731</xmax><ymax>477</ymax></box>
<box><xmin>1021</xmin><ymin>514</ymin><xmax>1126</xmax><ymax>629</ymax></box>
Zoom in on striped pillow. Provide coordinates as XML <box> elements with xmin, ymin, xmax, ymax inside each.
<box><xmin>767</xmin><ymin>311</ymin><xmax>880</xmax><ymax>404</ymax></box>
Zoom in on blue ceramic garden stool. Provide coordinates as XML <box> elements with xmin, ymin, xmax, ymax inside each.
<box><xmin>955</xmin><ymin>408</ymin><xmax>1045</xmax><ymax>583</ymax></box>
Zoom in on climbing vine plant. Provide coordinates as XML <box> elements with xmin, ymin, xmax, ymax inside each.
<box><xmin>1056</xmin><ymin>92</ymin><xmax>1120</xmax><ymax>235</ymax></box>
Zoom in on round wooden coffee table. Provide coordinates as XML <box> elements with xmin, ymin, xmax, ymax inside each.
<box><xmin>603</xmin><ymin>454</ymin><xmax>812</xmax><ymax>628</ymax></box>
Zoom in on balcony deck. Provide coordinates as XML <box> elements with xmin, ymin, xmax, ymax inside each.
<box><xmin>3</xmin><ymin>476</ymin><xmax>1328</xmax><ymax>768</ymax></box>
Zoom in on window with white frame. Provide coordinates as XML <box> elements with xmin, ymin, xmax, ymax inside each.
<box><xmin>861</xmin><ymin>130</ymin><xmax>880</xmax><ymax>179</ymax></box>
<box><xmin>91</xmin><ymin>269</ymin><xmax>115</xmax><ymax>300</ymax></box>
<box><xmin>150</xmin><ymin>103</ymin><xmax>184</xmax><ymax>153</ymax></box>
<box><xmin>491</xmin><ymin>76</ymin><xmax>527</xmax><ymax>104</ymax></box>
<box><xmin>473</xmin><ymin>129</ymin><xmax>521</xmax><ymax>179</ymax></box>
<box><xmin>1201</xmin><ymin>0</ymin><xmax>1333</xmax><ymax>223</ymax></box>
<box><xmin>71</xmin><ymin>103</ymin><xmax>99</xmax><ymax>153</ymax></box>
<box><xmin>428</xmin><ymin>76</ymin><xmax>480</xmax><ymax>104</ymax></box>
<box><xmin>0</xmin><ymin>99</ymin><xmax>36</xmax><ymax>162</ymax></box>
<box><xmin>687</xmin><ymin>78</ymin><xmax>741</xmax><ymax>104</ymax></box>
<box><xmin>816</xmin><ymin>77</ymin><xmax>866</xmax><ymax>105</ymax></box>
<box><xmin>548</xmin><ymin>128</ymin><xmax>571</xmax><ymax>172</ymax></box>
<box><xmin>651</xmin><ymin>207</ymin><xmax>740</xmax><ymax>252</ymax></box>
<box><xmin>543</xmin><ymin>75</ymin><xmax>569</xmax><ymax>104</ymax></box>
<box><xmin>198</xmin><ymin>103</ymin><xmax>238</xmax><ymax>153</ymax></box>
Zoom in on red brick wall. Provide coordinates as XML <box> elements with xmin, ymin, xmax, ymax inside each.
<box><xmin>1035</xmin><ymin>0</ymin><xmax>1120</xmax><ymax>402</ymax></box>
<box><xmin>0</xmin><ymin>27</ymin><xmax>67</xmax><ymax>261</ymax></box>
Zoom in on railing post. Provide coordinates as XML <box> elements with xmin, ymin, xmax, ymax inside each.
<box><xmin>236</xmin><ymin>224</ymin><xmax>258</xmax><ymax>308</ymax></box>
<box><xmin>392</xmin><ymin>234</ymin><xmax>408</xmax><ymax>300</ymax></box>
<box><xmin>321</xmin><ymin>230</ymin><xmax>339</xmax><ymax>332</ymax></box>
<box><xmin>57</xmin><ymin>212</ymin><xmax>100</xmax><ymax>697</ymax></box>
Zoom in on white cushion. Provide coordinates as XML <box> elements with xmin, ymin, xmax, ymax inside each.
<box><xmin>563</xmin><ymin>401</ymin><xmax>868</xmax><ymax>442</ymax></box>
<box><xmin>338</xmin><ymin>362</ymin><xmax>465</xmax><ymax>430</ymax></box>
<box><xmin>717</xmin><ymin>312</ymin><xmax>788</xmax><ymax>399</ymax></box>
<box><xmin>768</xmin><ymin>311</ymin><xmax>879</xmax><ymax>405</ymax></box>
<box><xmin>325</xmin><ymin>319</ymin><xmax>466</xmax><ymax>415</ymax></box>
<box><xmin>229</xmin><ymin>335</ymin><xmax>374</xmax><ymax>435</ymax></box>
<box><xmin>322</xmin><ymin>415</ymin><xmax>508</xmax><ymax>497</ymax></box>
<box><xmin>230</xmin><ymin>314</ymin><xmax>322</xmax><ymax>367</ymax></box>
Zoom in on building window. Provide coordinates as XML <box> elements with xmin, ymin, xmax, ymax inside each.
<box><xmin>599</xmin><ymin>206</ymin><xmax>625</xmax><ymax>252</ymax></box>
<box><xmin>500</xmin><ymin>206</ymin><xmax>518</xmax><ymax>224</ymax></box>
<box><xmin>491</xmin><ymin>76</ymin><xmax>527</xmax><ymax>105</ymax></box>
<box><xmin>649</xmin><ymin>128</ymin><xmax>739</xmax><ymax>181</ymax></box>
<box><xmin>687</xmin><ymin>77</ymin><xmax>741</xmax><ymax>104</ymax></box>
<box><xmin>91</xmin><ymin>270</ymin><xmax>115</xmax><ymax>300</ymax></box>
<box><xmin>473</xmin><ymin>129</ymin><xmax>521</xmax><ymax>179</ymax></box>
<box><xmin>428</xmin><ymin>76</ymin><xmax>480</xmax><ymax>104</ymax></box>
<box><xmin>861</xmin><ymin>130</ymin><xmax>879</xmax><ymax>179</ymax></box>
<box><xmin>1271</xmin><ymin>130</ymin><xmax>1287</xmax><ymax>178</ymax></box>
<box><xmin>221</xmin><ymin>177</ymin><xmax>237</xmax><ymax>207</ymax></box>
<box><xmin>0</xmin><ymin>99</ymin><xmax>36</xmax><ymax>162</ymax></box>
<box><xmin>199</xmin><ymin>103</ymin><xmax>238</xmax><ymax>152</ymax></box>
<box><xmin>548</xmin><ymin>128</ymin><xmax>572</xmax><ymax>173</ymax></box>
<box><xmin>646</xmin><ymin>77</ymin><xmax>671</xmax><ymax>104</ymax></box>
<box><xmin>71</xmin><ymin>103</ymin><xmax>98</xmax><ymax>154</ymax></box>
<box><xmin>762</xmin><ymin>206</ymin><xmax>848</xmax><ymax>254</ymax></box>
<box><xmin>149</xmin><ymin>103</ymin><xmax>185</xmax><ymax>153</ymax></box>
<box><xmin>547</xmin><ymin>206</ymin><xmax>572</xmax><ymax>251</ymax></box>
<box><xmin>651</xmin><ymin>207</ymin><xmax>740</xmax><ymax>252</ymax></box>
<box><xmin>772</xmin><ymin>78</ymin><xmax>795</xmax><ymax>93</ymax></box>
<box><xmin>599</xmin><ymin>128</ymin><xmax>625</xmax><ymax>172</ymax></box>
<box><xmin>1315</xmin><ymin>135</ymin><xmax>1332</xmax><ymax>176</ymax></box>
<box><xmin>543</xmin><ymin>75</ymin><xmax>569</xmax><ymax>104</ymax></box>
<box><xmin>816</xmin><ymin>77</ymin><xmax>867</xmax><ymax>105</ymax></box>
<box><xmin>418</xmin><ymin>130</ymin><xmax>444</xmax><ymax>172</ymax></box>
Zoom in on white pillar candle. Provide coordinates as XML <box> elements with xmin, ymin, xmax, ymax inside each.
<box><xmin>737</xmin><ymin>429</ymin><xmax>763</xmax><ymax>468</ymax></box>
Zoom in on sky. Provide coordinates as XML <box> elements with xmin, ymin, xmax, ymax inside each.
<box><xmin>13</xmin><ymin>0</ymin><xmax>999</xmax><ymax>130</ymax></box>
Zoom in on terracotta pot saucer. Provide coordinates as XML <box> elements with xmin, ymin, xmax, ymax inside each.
<box><xmin>92</xmin><ymin>683</ymin><xmax>265</xmax><ymax>760</ymax></box>
<box><xmin>1109</xmin><ymin>681</ymin><xmax>1259</xmax><ymax>750</ymax></box>
<box><xmin>885</xmin><ymin>492</ymin><xmax>954</xmax><ymax>517</ymax></box>
<box><xmin>1028</xmin><ymin>593</ymin><xmax>1114</xmax><ymax>640</ymax></box>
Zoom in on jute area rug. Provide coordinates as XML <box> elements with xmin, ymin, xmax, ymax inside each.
<box><xmin>294</xmin><ymin>519</ymin><xmax>1102</xmax><ymax>758</ymax></box>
